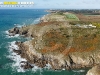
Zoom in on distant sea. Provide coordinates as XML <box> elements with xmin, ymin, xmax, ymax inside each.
<box><xmin>0</xmin><ymin>9</ymin><xmax>89</xmax><ymax>75</ymax></box>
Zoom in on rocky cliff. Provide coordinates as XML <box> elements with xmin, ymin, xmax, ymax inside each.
<box><xmin>8</xmin><ymin>13</ymin><xmax>100</xmax><ymax>74</ymax></box>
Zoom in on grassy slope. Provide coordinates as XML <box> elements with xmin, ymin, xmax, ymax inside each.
<box><xmin>39</xmin><ymin>27</ymin><xmax>100</xmax><ymax>56</ymax></box>
<box><xmin>12</xmin><ymin>12</ymin><xmax>100</xmax><ymax>70</ymax></box>
<box><xmin>18</xmin><ymin>12</ymin><xmax>100</xmax><ymax>57</ymax></box>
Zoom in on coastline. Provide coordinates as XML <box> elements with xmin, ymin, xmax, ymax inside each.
<box><xmin>7</xmin><ymin>12</ymin><xmax>100</xmax><ymax>75</ymax></box>
<box><xmin>7</xmin><ymin>13</ymin><xmax>50</xmax><ymax>72</ymax></box>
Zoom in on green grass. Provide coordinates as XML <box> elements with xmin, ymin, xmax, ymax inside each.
<box><xmin>66</xmin><ymin>14</ymin><xmax>79</xmax><ymax>21</ymax></box>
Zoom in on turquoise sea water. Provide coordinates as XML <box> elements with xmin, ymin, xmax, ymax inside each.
<box><xmin>0</xmin><ymin>9</ymin><xmax>89</xmax><ymax>75</ymax></box>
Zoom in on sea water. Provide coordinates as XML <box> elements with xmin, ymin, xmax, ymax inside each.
<box><xmin>0</xmin><ymin>9</ymin><xmax>89</xmax><ymax>75</ymax></box>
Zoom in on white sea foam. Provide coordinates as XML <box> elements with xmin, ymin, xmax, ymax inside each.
<box><xmin>5</xmin><ymin>30</ymin><xmax>20</xmax><ymax>38</ymax></box>
<box><xmin>14</xmin><ymin>23</ymin><xmax>25</xmax><ymax>28</ymax></box>
<box><xmin>32</xmin><ymin>65</ymin><xmax>42</xmax><ymax>73</ymax></box>
<box><xmin>8</xmin><ymin>41</ymin><xmax>42</xmax><ymax>73</ymax></box>
<box><xmin>72</xmin><ymin>70</ymin><xmax>85</xmax><ymax>73</ymax></box>
<box><xmin>12</xmin><ymin>54</ymin><xmax>27</xmax><ymax>72</ymax></box>
<box><xmin>31</xmin><ymin>18</ymin><xmax>40</xmax><ymax>25</ymax></box>
<box><xmin>5</xmin><ymin>23</ymin><xmax>25</xmax><ymax>38</ymax></box>
<box><xmin>16</xmin><ymin>25</ymin><xmax>22</xmax><ymax>28</ymax></box>
<box><xmin>5</xmin><ymin>30</ymin><xmax>9</xmax><ymax>35</ymax></box>
<box><xmin>8</xmin><ymin>34</ymin><xmax>19</xmax><ymax>38</ymax></box>
<box><xmin>62</xmin><ymin>68</ymin><xmax>65</xmax><ymax>70</ymax></box>
<box><xmin>44</xmin><ymin>63</ymin><xmax>51</xmax><ymax>70</ymax></box>
<box><xmin>9</xmin><ymin>41</ymin><xmax>19</xmax><ymax>50</ymax></box>
<box><xmin>8</xmin><ymin>41</ymin><xmax>27</xmax><ymax>72</ymax></box>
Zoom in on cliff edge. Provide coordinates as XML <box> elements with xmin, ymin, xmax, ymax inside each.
<box><xmin>8</xmin><ymin>12</ymin><xmax>100</xmax><ymax>74</ymax></box>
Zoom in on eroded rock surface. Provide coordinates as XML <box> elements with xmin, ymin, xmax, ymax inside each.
<box><xmin>8</xmin><ymin>13</ymin><xmax>100</xmax><ymax>74</ymax></box>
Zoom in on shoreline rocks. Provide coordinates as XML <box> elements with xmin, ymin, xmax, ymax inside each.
<box><xmin>12</xmin><ymin>41</ymin><xmax>100</xmax><ymax>71</ymax></box>
<box><xmin>8</xmin><ymin>27</ymin><xmax>19</xmax><ymax>36</ymax></box>
<box><xmin>8</xmin><ymin>13</ymin><xmax>100</xmax><ymax>75</ymax></box>
<box><xmin>8</xmin><ymin>25</ymin><xmax>100</xmax><ymax>74</ymax></box>
<box><xmin>86</xmin><ymin>65</ymin><xmax>100</xmax><ymax>75</ymax></box>
<box><xmin>21</xmin><ymin>61</ymin><xmax>33</xmax><ymax>69</ymax></box>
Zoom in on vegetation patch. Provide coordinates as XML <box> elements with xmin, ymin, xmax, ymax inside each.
<box><xmin>66</xmin><ymin>14</ymin><xmax>79</xmax><ymax>21</ymax></box>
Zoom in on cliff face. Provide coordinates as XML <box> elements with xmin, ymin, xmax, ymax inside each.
<box><xmin>8</xmin><ymin>13</ymin><xmax>100</xmax><ymax>74</ymax></box>
<box><xmin>9</xmin><ymin>22</ymin><xmax>100</xmax><ymax>70</ymax></box>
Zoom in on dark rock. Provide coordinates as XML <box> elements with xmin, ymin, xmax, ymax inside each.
<box><xmin>22</xmin><ymin>30</ymin><xmax>28</xmax><ymax>35</ymax></box>
<box><xmin>8</xmin><ymin>28</ymin><xmax>14</xmax><ymax>33</ymax></box>
<box><xmin>9</xmin><ymin>27</ymin><xmax>19</xmax><ymax>34</ymax></box>
<box><xmin>21</xmin><ymin>61</ymin><xmax>27</xmax><ymax>63</ymax></box>
<box><xmin>65</xmin><ymin>65</ymin><xmax>70</xmax><ymax>70</ymax></box>
<box><xmin>15</xmin><ymin>41</ymin><xmax>23</xmax><ymax>45</ymax></box>
<box><xmin>13</xmin><ymin>50</ymin><xmax>22</xmax><ymax>55</ymax></box>
<box><xmin>14</xmin><ymin>27</ymin><xmax>19</xmax><ymax>34</ymax></box>
<box><xmin>31</xmin><ymin>34</ymin><xmax>34</xmax><ymax>37</ymax></box>
<box><xmin>21</xmin><ymin>62</ymin><xmax>33</xmax><ymax>69</ymax></box>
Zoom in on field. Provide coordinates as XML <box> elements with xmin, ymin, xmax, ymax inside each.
<box><xmin>66</xmin><ymin>13</ymin><xmax>79</xmax><ymax>21</ymax></box>
<box><xmin>69</xmin><ymin>14</ymin><xmax>100</xmax><ymax>28</ymax></box>
<box><xmin>76</xmin><ymin>14</ymin><xmax>100</xmax><ymax>22</ymax></box>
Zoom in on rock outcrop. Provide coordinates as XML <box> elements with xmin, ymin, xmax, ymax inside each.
<box><xmin>8</xmin><ymin>27</ymin><xmax>19</xmax><ymax>36</ymax></box>
<box><xmin>86</xmin><ymin>65</ymin><xmax>100</xmax><ymax>75</ymax></box>
<box><xmin>8</xmin><ymin>13</ymin><xmax>100</xmax><ymax>75</ymax></box>
<box><xmin>9</xmin><ymin>22</ymin><xmax>100</xmax><ymax>71</ymax></box>
<box><xmin>13</xmin><ymin>40</ymin><xmax>100</xmax><ymax>70</ymax></box>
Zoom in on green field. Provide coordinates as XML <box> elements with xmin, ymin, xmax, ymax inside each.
<box><xmin>66</xmin><ymin>14</ymin><xmax>79</xmax><ymax>21</ymax></box>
